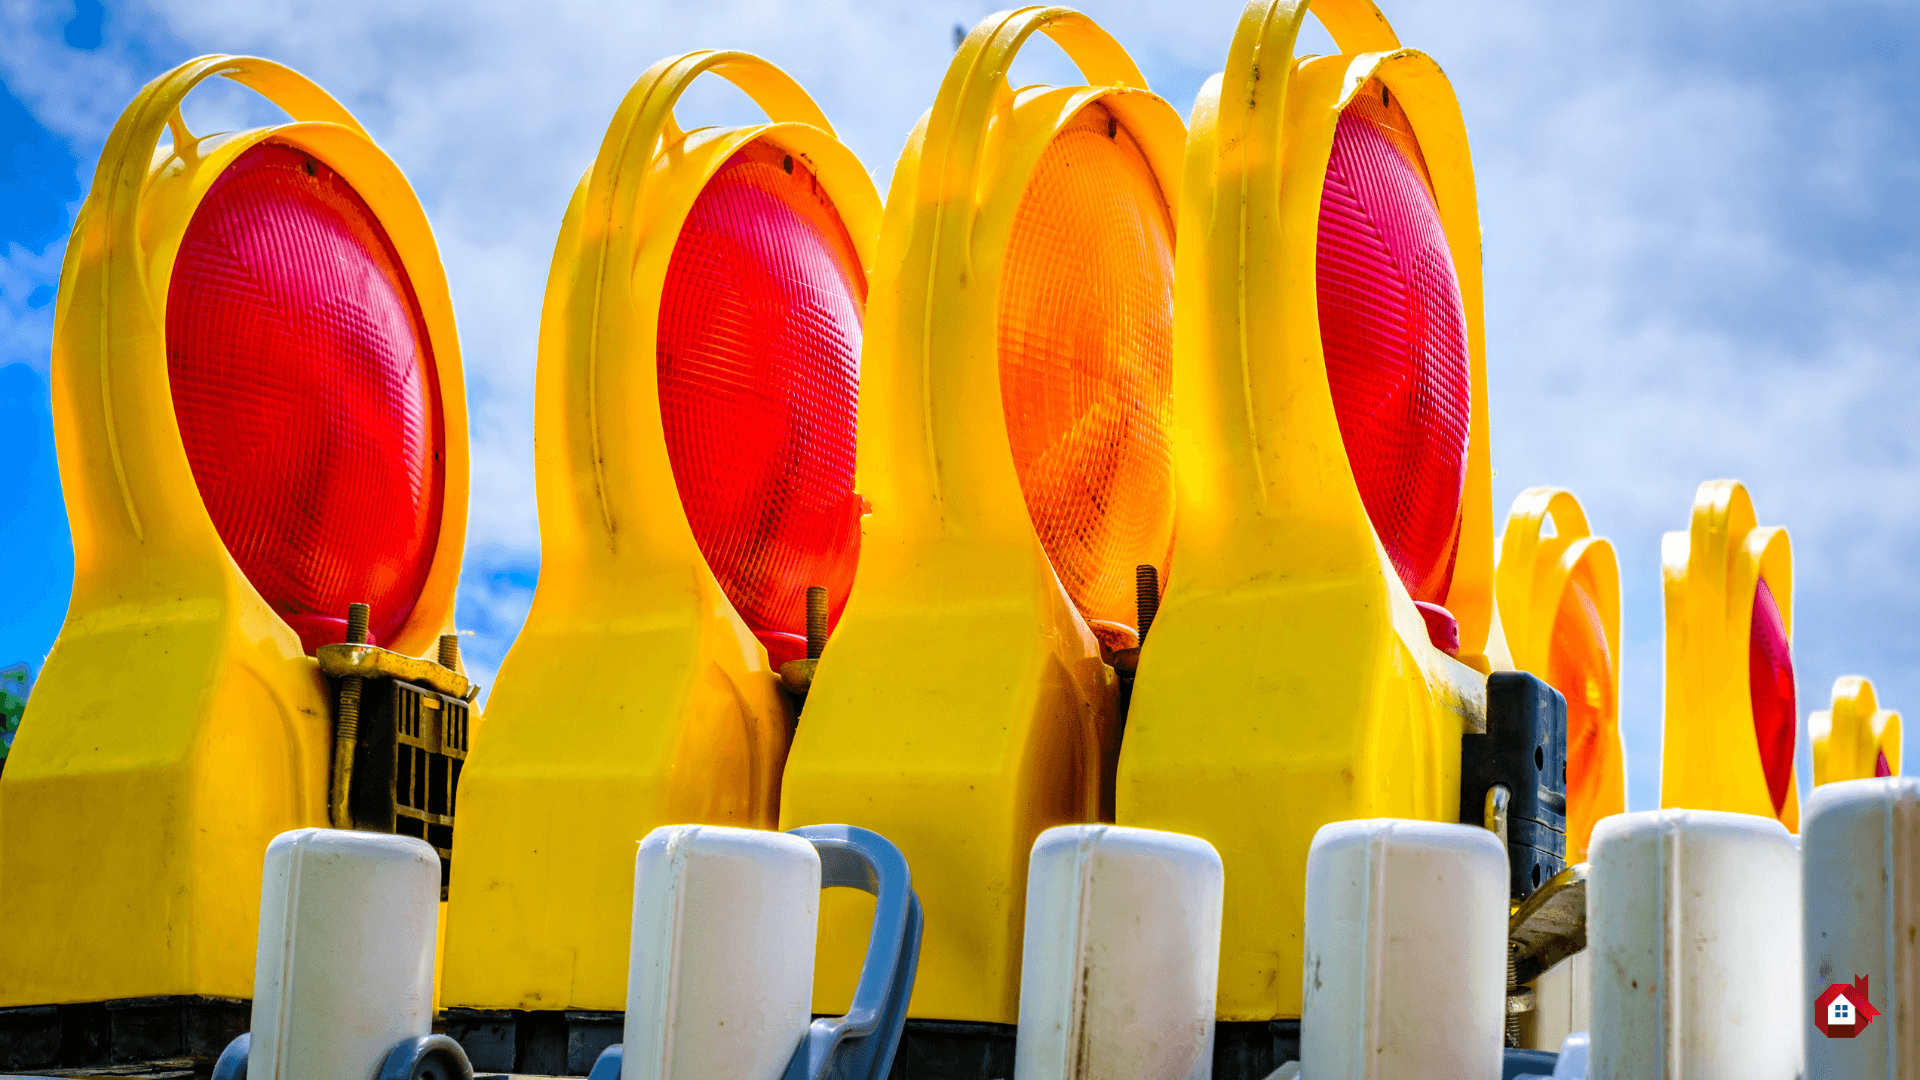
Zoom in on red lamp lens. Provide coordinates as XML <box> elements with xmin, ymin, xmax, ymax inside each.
<box><xmin>1317</xmin><ymin>80</ymin><xmax>1471</xmax><ymax>603</ymax></box>
<box><xmin>1876</xmin><ymin>749</ymin><xmax>1893</xmax><ymax>778</ymax></box>
<box><xmin>657</xmin><ymin>141</ymin><xmax>864</xmax><ymax>669</ymax></box>
<box><xmin>167</xmin><ymin>142</ymin><xmax>444</xmax><ymax>655</ymax></box>
<box><xmin>997</xmin><ymin>103</ymin><xmax>1176</xmax><ymax>646</ymax></box>
<box><xmin>1749</xmin><ymin>577</ymin><xmax>1796</xmax><ymax>814</ymax></box>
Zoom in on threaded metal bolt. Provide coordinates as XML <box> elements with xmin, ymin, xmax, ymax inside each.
<box><xmin>331</xmin><ymin>602</ymin><xmax>371</xmax><ymax>829</ymax></box>
<box><xmin>438</xmin><ymin>633</ymin><xmax>461</xmax><ymax>673</ymax></box>
<box><xmin>805</xmin><ymin>587</ymin><xmax>829</xmax><ymax>661</ymax></box>
<box><xmin>1135</xmin><ymin>565</ymin><xmax>1160</xmax><ymax>644</ymax></box>
<box><xmin>1506</xmin><ymin>941</ymin><xmax>1522</xmax><ymax>1047</ymax></box>
<box><xmin>345</xmin><ymin>603</ymin><xmax>370</xmax><ymax>647</ymax></box>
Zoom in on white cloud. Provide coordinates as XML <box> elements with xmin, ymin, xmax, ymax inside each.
<box><xmin>2</xmin><ymin>0</ymin><xmax>1915</xmax><ymax>806</ymax></box>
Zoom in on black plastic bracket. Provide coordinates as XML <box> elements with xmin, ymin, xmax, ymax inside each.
<box><xmin>1461</xmin><ymin>671</ymin><xmax>1568</xmax><ymax>899</ymax></box>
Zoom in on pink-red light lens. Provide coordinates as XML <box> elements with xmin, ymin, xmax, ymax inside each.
<box><xmin>167</xmin><ymin>142</ymin><xmax>443</xmax><ymax>655</ymax></box>
<box><xmin>657</xmin><ymin>141</ymin><xmax>864</xmax><ymax>668</ymax></box>
<box><xmin>1317</xmin><ymin>81</ymin><xmax>1471</xmax><ymax>603</ymax></box>
<box><xmin>1749</xmin><ymin>577</ymin><xmax>1796</xmax><ymax>814</ymax></box>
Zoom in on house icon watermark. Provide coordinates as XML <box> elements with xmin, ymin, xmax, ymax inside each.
<box><xmin>1815</xmin><ymin>975</ymin><xmax>1881</xmax><ymax>1038</ymax></box>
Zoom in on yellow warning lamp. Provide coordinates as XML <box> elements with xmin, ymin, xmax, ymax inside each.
<box><xmin>1660</xmin><ymin>479</ymin><xmax>1799</xmax><ymax>829</ymax></box>
<box><xmin>1496</xmin><ymin>487</ymin><xmax>1626</xmax><ymax>860</ymax></box>
<box><xmin>1117</xmin><ymin>0</ymin><xmax>1496</xmax><ymax>1022</ymax></box>
<box><xmin>1810</xmin><ymin>676</ymin><xmax>1901</xmax><ymax>785</ymax></box>
<box><xmin>441</xmin><ymin>52</ymin><xmax>878</xmax><ymax>1020</ymax></box>
<box><xmin>778</xmin><ymin>8</ymin><xmax>1184</xmax><ymax>1025</ymax></box>
<box><xmin>0</xmin><ymin>56</ymin><xmax>468</xmax><ymax>1009</ymax></box>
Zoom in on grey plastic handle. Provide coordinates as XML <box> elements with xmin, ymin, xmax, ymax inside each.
<box><xmin>210</xmin><ymin>1031</ymin><xmax>472</xmax><ymax>1080</ymax></box>
<box><xmin>584</xmin><ymin>825</ymin><xmax>923</xmax><ymax>1080</ymax></box>
<box><xmin>377</xmin><ymin>1034</ymin><xmax>474</xmax><ymax>1080</ymax></box>
<box><xmin>781</xmin><ymin>824</ymin><xmax>924</xmax><ymax>1080</ymax></box>
<box><xmin>212</xmin><ymin>1032</ymin><xmax>250</xmax><ymax>1080</ymax></box>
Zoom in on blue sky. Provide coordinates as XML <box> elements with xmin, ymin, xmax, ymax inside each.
<box><xmin>1</xmin><ymin>0</ymin><xmax>1915</xmax><ymax>811</ymax></box>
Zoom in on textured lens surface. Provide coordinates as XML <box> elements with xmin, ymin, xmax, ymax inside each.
<box><xmin>1548</xmin><ymin>576</ymin><xmax>1616</xmax><ymax>856</ymax></box>
<box><xmin>1317</xmin><ymin>80</ymin><xmax>1471</xmax><ymax>603</ymax></box>
<box><xmin>658</xmin><ymin>141</ymin><xmax>864</xmax><ymax>668</ymax></box>
<box><xmin>1749</xmin><ymin>577</ymin><xmax>1796</xmax><ymax>814</ymax></box>
<box><xmin>168</xmin><ymin>142</ymin><xmax>443</xmax><ymax>655</ymax></box>
<box><xmin>998</xmin><ymin>103</ymin><xmax>1175</xmax><ymax>644</ymax></box>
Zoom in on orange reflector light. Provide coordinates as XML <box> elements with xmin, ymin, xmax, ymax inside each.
<box><xmin>658</xmin><ymin>141</ymin><xmax>865</xmax><ymax>668</ymax></box>
<box><xmin>1749</xmin><ymin>576</ymin><xmax>1796</xmax><ymax>814</ymax></box>
<box><xmin>998</xmin><ymin>103</ymin><xmax>1175</xmax><ymax>643</ymax></box>
<box><xmin>1550</xmin><ymin>575</ymin><xmax>1616</xmax><ymax>840</ymax></box>
<box><xmin>1317</xmin><ymin>81</ymin><xmax>1470</xmax><ymax>604</ymax></box>
<box><xmin>167</xmin><ymin>142</ymin><xmax>444</xmax><ymax>654</ymax></box>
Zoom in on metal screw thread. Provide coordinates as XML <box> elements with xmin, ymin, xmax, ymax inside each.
<box><xmin>1135</xmin><ymin>565</ymin><xmax>1161</xmax><ymax>643</ymax></box>
<box><xmin>336</xmin><ymin>678</ymin><xmax>362</xmax><ymax>742</ymax></box>
<box><xmin>345</xmin><ymin>603</ymin><xmax>370</xmax><ymax>646</ymax></box>
<box><xmin>805</xmin><ymin>587</ymin><xmax>829</xmax><ymax>660</ymax></box>
<box><xmin>1506</xmin><ymin>942</ymin><xmax>1522</xmax><ymax>1047</ymax></box>
<box><xmin>331</xmin><ymin>603</ymin><xmax>372</xmax><ymax>829</ymax></box>
<box><xmin>438</xmin><ymin>633</ymin><xmax>461</xmax><ymax>672</ymax></box>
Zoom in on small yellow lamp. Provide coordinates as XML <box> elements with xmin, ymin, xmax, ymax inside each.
<box><xmin>1810</xmin><ymin>675</ymin><xmax>1901</xmax><ymax>785</ymax></box>
<box><xmin>1660</xmin><ymin>480</ymin><xmax>1799</xmax><ymax>829</ymax></box>
<box><xmin>1496</xmin><ymin>487</ymin><xmax>1627</xmax><ymax>860</ymax></box>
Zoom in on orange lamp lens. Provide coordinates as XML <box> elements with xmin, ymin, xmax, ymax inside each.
<box><xmin>1548</xmin><ymin>576</ymin><xmax>1616</xmax><ymax>855</ymax></box>
<box><xmin>657</xmin><ymin>141</ymin><xmax>864</xmax><ymax>668</ymax></box>
<box><xmin>1749</xmin><ymin>577</ymin><xmax>1796</xmax><ymax>814</ymax></box>
<box><xmin>1316</xmin><ymin>81</ymin><xmax>1471</xmax><ymax>603</ymax></box>
<box><xmin>167</xmin><ymin>142</ymin><xmax>444</xmax><ymax>655</ymax></box>
<box><xmin>997</xmin><ymin>103</ymin><xmax>1175</xmax><ymax>643</ymax></box>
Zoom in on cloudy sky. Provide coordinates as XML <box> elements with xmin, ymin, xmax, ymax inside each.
<box><xmin>1</xmin><ymin>0</ymin><xmax>1914</xmax><ymax>811</ymax></box>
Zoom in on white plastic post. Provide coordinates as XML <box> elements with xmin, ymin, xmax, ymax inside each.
<box><xmin>1012</xmin><ymin>825</ymin><xmax>1224</xmax><ymax>1080</ymax></box>
<box><xmin>1588</xmin><ymin>809</ymin><xmax>1801</xmax><ymax>1079</ymax></box>
<box><xmin>1300</xmin><ymin>819</ymin><xmax>1507</xmax><ymax>1080</ymax></box>
<box><xmin>621</xmin><ymin>824</ymin><xmax>822</xmax><ymax>1080</ymax></box>
<box><xmin>247</xmin><ymin>828</ymin><xmax>440</xmax><ymax>1080</ymax></box>
<box><xmin>1802</xmin><ymin>777</ymin><xmax>1920</xmax><ymax>1079</ymax></box>
<box><xmin>1527</xmin><ymin>949</ymin><xmax>1591</xmax><ymax>1052</ymax></box>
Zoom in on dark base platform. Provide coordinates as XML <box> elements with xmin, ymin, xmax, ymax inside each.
<box><xmin>444</xmin><ymin>1011</ymin><xmax>1298</xmax><ymax>1080</ymax></box>
<box><xmin>0</xmin><ymin>997</ymin><xmax>249</xmax><ymax>1076</ymax></box>
<box><xmin>443</xmin><ymin>1009</ymin><xmax>621</xmax><ymax>1077</ymax></box>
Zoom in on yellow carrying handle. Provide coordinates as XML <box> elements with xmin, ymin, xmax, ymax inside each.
<box><xmin>98</xmin><ymin>56</ymin><xmax>365</xmax><ymax>264</ymax></box>
<box><xmin>1212</xmin><ymin>0</ymin><xmax>1399</xmax><ymax>148</ymax></box>
<box><xmin>884</xmin><ymin>6</ymin><xmax>1156</xmax><ymax>533</ymax></box>
<box><xmin>1498</xmin><ymin>487</ymin><xmax>1618</xmax><ymax>672</ymax></box>
<box><xmin>915</xmin><ymin>7</ymin><xmax>1142</xmax><ymax>262</ymax></box>
<box><xmin>582</xmin><ymin>48</ymin><xmax>835</xmax><ymax>227</ymax></box>
<box><xmin>70</xmin><ymin>56</ymin><xmax>366</xmax><ymax>547</ymax></box>
<box><xmin>560</xmin><ymin>51</ymin><xmax>838</xmax><ymax>547</ymax></box>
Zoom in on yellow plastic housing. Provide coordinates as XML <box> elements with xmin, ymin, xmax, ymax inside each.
<box><xmin>1659</xmin><ymin>480</ymin><xmax>1799</xmax><ymax>829</ymax></box>
<box><xmin>1115</xmin><ymin>0</ymin><xmax>1497</xmax><ymax>1021</ymax></box>
<box><xmin>1496</xmin><ymin>488</ymin><xmax>1626</xmax><ymax>860</ymax></box>
<box><xmin>441</xmin><ymin>53</ymin><xmax>880</xmax><ymax>1013</ymax></box>
<box><xmin>0</xmin><ymin>56</ymin><xmax>468</xmax><ymax>1006</ymax></box>
<box><xmin>1810</xmin><ymin>676</ymin><xmax>1902</xmax><ymax>785</ymax></box>
<box><xmin>777</xmin><ymin>9</ymin><xmax>1185</xmax><ymax>1025</ymax></box>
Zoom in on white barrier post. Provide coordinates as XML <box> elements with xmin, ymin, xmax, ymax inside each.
<box><xmin>1012</xmin><ymin>825</ymin><xmax>1224</xmax><ymax>1080</ymax></box>
<box><xmin>1802</xmin><ymin>777</ymin><xmax>1920</xmax><ymax>1078</ymax></box>
<box><xmin>1588</xmin><ymin>809</ymin><xmax>1801</xmax><ymax>1079</ymax></box>
<box><xmin>246</xmin><ymin>829</ymin><xmax>441</xmax><ymax>1080</ymax></box>
<box><xmin>1301</xmin><ymin>820</ymin><xmax>1507</xmax><ymax>1080</ymax></box>
<box><xmin>621</xmin><ymin>824</ymin><xmax>822</xmax><ymax>1080</ymax></box>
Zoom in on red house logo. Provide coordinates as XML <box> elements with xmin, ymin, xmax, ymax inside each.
<box><xmin>1815</xmin><ymin>975</ymin><xmax>1881</xmax><ymax>1038</ymax></box>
